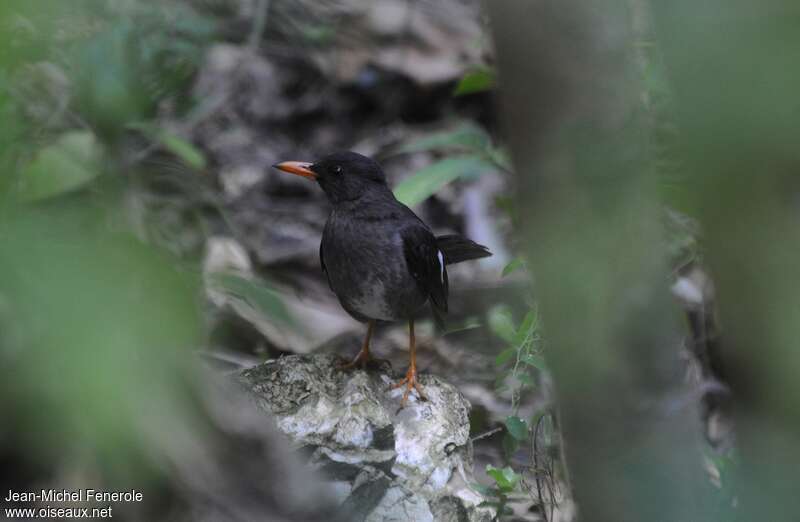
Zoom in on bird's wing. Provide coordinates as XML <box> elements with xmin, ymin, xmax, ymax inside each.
<box><xmin>319</xmin><ymin>242</ymin><xmax>334</xmax><ymax>292</ymax></box>
<box><xmin>400</xmin><ymin>224</ymin><xmax>448</xmax><ymax>315</ymax></box>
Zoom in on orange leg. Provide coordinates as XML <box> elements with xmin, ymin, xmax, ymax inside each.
<box><xmin>339</xmin><ymin>321</ymin><xmax>375</xmax><ymax>370</ymax></box>
<box><xmin>391</xmin><ymin>319</ymin><xmax>427</xmax><ymax>406</ymax></box>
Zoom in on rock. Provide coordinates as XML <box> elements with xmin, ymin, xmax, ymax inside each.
<box><xmin>239</xmin><ymin>354</ymin><xmax>493</xmax><ymax>522</ymax></box>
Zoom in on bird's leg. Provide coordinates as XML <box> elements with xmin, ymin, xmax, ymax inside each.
<box><xmin>339</xmin><ymin>321</ymin><xmax>375</xmax><ymax>370</ymax></box>
<box><xmin>391</xmin><ymin>319</ymin><xmax>427</xmax><ymax>406</ymax></box>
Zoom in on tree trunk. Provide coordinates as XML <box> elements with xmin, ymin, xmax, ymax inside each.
<box><xmin>487</xmin><ymin>2</ymin><xmax>709</xmax><ymax>520</ymax></box>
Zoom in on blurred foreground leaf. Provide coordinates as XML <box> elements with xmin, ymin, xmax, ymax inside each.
<box><xmin>0</xmin><ymin>205</ymin><xmax>201</xmax><ymax>475</ymax></box>
<box><xmin>17</xmin><ymin>130</ymin><xmax>103</xmax><ymax>201</ymax></box>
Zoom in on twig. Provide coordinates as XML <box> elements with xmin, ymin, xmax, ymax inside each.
<box><xmin>470</xmin><ymin>426</ymin><xmax>503</xmax><ymax>443</ymax></box>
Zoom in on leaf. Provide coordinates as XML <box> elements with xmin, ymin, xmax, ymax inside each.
<box><xmin>487</xmin><ymin>305</ymin><xmax>515</xmax><ymax>343</ymax></box>
<box><xmin>512</xmin><ymin>309</ymin><xmax>537</xmax><ymax>346</ymax></box>
<box><xmin>442</xmin><ymin>317</ymin><xmax>483</xmax><ymax>336</ymax></box>
<box><xmin>398</xmin><ymin>123</ymin><xmax>490</xmax><ymax>155</ymax></box>
<box><xmin>454</xmin><ymin>67</ymin><xmax>496</xmax><ymax>96</ymax></box>
<box><xmin>522</xmin><ymin>353</ymin><xmax>547</xmax><ymax>370</ymax></box>
<box><xmin>505</xmin><ymin>416</ymin><xmax>529</xmax><ymax>441</ymax></box>
<box><xmin>130</xmin><ymin>123</ymin><xmax>207</xmax><ymax>170</ymax></box>
<box><xmin>158</xmin><ymin>131</ymin><xmax>207</xmax><ymax>170</ymax></box>
<box><xmin>495</xmin><ymin>346</ymin><xmax>516</xmax><ymax>366</ymax></box>
<box><xmin>393</xmin><ymin>155</ymin><xmax>491</xmax><ymax>207</ymax></box>
<box><xmin>18</xmin><ymin>131</ymin><xmax>103</xmax><ymax>201</ymax></box>
<box><xmin>486</xmin><ymin>465</ymin><xmax>520</xmax><ymax>492</ymax></box>
<box><xmin>501</xmin><ymin>258</ymin><xmax>524</xmax><ymax>277</ymax></box>
<box><xmin>208</xmin><ymin>272</ymin><xmax>291</xmax><ymax>325</ymax></box>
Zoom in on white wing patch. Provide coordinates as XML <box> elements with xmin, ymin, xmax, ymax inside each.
<box><xmin>437</xmin><ymin>250</ymin><xmax>445</xmax><ymax>284</ymax></box>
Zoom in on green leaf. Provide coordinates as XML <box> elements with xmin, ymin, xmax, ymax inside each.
<box><xmin>521</xmin><ymin>353</ymin><xmax>547</xmax><ymax>370</ymax></box>
<box><xmin>208</xmin><ymin>272</ymin><xmax>291</xmax><ymax>325</ymax></box>
<box><xmin>486</xmin><ymin>465</ymin><xmax>520</xmax><ymax>492</ymax></box>
<box><xmin>158</xmin><ymin>131</ymin><xmax>206</xmax><ymax>170</ymax></box>
<box><xmin>505</xmin><ymin>416</ymin><xmax>529</xmax><ymax>441</ymax></box>
<box><xmin>393</xmin><ymin>155</ymin><xmax>491</xmax><ymax>207</ymax></box>
<box><xmin>495</xmin><ymin>346</ymin><xmax>516</xmax><ymax>366</ymax></box>
<box><xmin>130</xmin><ymin>123</ymin><xmax>207</xmax><ymax>170</ymax></box>
<box><xmin>454</xmin><ymin>67</ymin><xmax>496</xmax><ymax>96</ymax></box>
<box><xmin>442</xmin><ymin>317</ymin><xmax>483</xmax><ymax>336</ymax></box>
<box><xmin>398</xmin><ymin>123</ymin><xmax>490</xmax><ymax>155</ymax></box>
<box><xmin>501</xmin><ymin>258</ymin><xmax>524</xmax><ymax>277</ymax></box>
<box><xmin>18</xmin><ymin>131</ymin><xmax>104</xmax><ymax>201</ymax></box>
<box><xmin>487</xmin><ymin>305</ymin><xmax>515</xmax><ymax>343</ymax></box>
<box><xmin>512</xmin><ymin>309</ymin><xmax>537</xmax><ymax>346</ymax></box>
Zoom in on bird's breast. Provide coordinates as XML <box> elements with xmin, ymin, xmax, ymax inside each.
<box><xmin>321</xmin><ymin>215</ymin><xmax>426</xmax><ymax>322</ymax></box>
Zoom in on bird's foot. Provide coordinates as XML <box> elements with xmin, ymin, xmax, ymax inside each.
<box><xmin>390</xmin><ymin>366</ymin><xmax>427</xmax><ymax>407</ymax></box>
<box><xmin>337</xmin><ymin>349</ymin><xmax>373</xmax><ymax>370</ymax></box>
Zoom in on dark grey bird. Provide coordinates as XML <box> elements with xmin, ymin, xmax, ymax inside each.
<box><xmin>273</xmin><ymin>151</ymin><xmax>491</xmax><ymax>405</ymax></box>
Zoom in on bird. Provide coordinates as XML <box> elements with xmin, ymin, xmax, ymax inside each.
<box><xmin>273</xmin><ymin>151</ymin><xmax>491</xmax><ymax>406</ymax></box>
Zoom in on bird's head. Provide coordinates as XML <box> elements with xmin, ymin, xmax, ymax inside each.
<box><xmin>273</xmin><ymin>151</ymin><xmax>388</xmax><ymax>204</ymax></box>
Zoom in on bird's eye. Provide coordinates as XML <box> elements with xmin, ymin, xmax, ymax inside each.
<box><xmin>332</xmin><ymin>165</ymin><xmax>342</xmax><ymax>175</ymax></box>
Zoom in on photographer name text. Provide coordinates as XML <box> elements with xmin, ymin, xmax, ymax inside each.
<box><xmin>4</xmin><ymin>489</ymin><xmax>142</xmax><ymax>503</ymax></box>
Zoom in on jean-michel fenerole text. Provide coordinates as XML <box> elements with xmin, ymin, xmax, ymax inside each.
<box><xmin>5</xmin><ymin>489</ymin><xmax>143</xmax><ymax>503</ymax></box>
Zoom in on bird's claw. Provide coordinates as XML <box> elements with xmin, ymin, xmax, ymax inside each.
<box><xmin>337</xmin><ymin>351</ymin><xmax>372</xmax><ymax>370</ymax></box>
<box><xmin>390</xmin><ymin>367</ymin><xmax>427</xmax><ymax>407</ymax></box>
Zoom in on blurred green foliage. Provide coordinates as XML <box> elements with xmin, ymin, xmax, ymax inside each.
<box><xmin>0</xmin><ymin>205</ymin><xmax>201</xmax><ymax>471</ymax></box>
<box><xmin>0</xmin><ymin>0</ymin><xmax>213</xmax><ymax>495</ymax></box>
<box><xmin>1</xmin><ymin>0</ymin><xmax>215</xmax><ymax>205</ymax></box>
<box><xmin>17</xmin><ymin>130</ymin><xmax>104</xmax><ymax>201</ymax></box>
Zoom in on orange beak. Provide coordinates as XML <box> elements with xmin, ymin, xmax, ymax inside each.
<box><xmin>273</xmin><ymin>161</ymin><xmax>316</xmax><ymax>179</ymax></box>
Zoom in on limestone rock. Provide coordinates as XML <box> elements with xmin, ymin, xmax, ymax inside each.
<box><xmin>239</xmin><ymin>354</ymin><xmax>493</xmax><ymax>522</ymax></box>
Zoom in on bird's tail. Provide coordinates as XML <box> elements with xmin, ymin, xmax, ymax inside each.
<box><xmin>436</xmin><ymin>234</ymin><xmax>492</xmax><ymax>265</ymax></box>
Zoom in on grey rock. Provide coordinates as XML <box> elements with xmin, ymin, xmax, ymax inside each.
<box><xmin>239</xmin><ymin>354</ymin><xmax>493</xmax><ymax>522</ymax></box>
